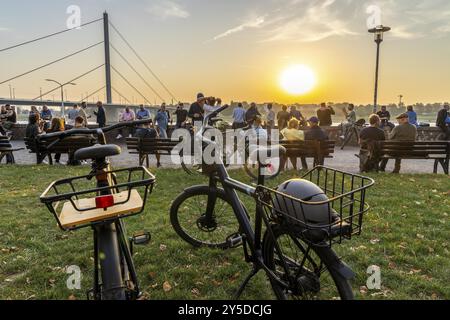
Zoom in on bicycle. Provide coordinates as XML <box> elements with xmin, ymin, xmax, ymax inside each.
<box><xmin>180</xmin><ymin>118</ymin><xmax>281</xmax><ymax>180</ymax></box>
<box><xmin>340</xmin><ymin>119</ymin><xmax>366</xmax><ymax>150</ymax></box>
<box><xmin>39</xmin><ymin>120</ymin><xmax>156</xmax><ymax>300</ymax></box>
<box><xmin>170</xmin><ymin>106</ymin><xmax>375</xmax><ymax>300</ymax></box>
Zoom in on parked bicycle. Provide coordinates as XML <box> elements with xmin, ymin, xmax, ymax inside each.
<box><xmin>40</xmin><ymin>120</ymin><xmax>155</xmax><ymax>300</ymax></box>
<box><xmin>171</xmin><ymin>106</ymin><xmax>375</xmax><ymax>300</ymax></box>
<box><xmin>340</xmin><ymin>119</ymin><xmax>366</xmax><ymax>150</ymax></box>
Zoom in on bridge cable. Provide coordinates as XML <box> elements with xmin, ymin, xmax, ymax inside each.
<box><xmin>109</xmin><ymin>21</ymin><xmax>178</xmax><ymax>102</ymax></box>
<box><xmin>81</xmin><ymin>86</ymin><xmax>106</xmax><ymax>103</ymax></box>
<box><xmin>0</xmin><ymin>18</ymin><xmax>103</xmax><ymax>53</ymax></box>
<box><xmin>33</xmin><ymin>64</ymin><xmax>105</xmax><ymax>100</ymax></box>
<box><xmin>0</xmin><ymin>41</ymin><xmax>104</xmax><ymax>85</ymax></box>
<box><xmin>112</xmin><ymin>86</ymin><xmax>132</xmax><ymax>105</ymax></box>
<box><xmin>111</xmin><ymin>65</ymin><xmax>152</xmax><ymax>105</ymax></box>
<box><xmin>110</xmin><ymin>43</ymin><xmax>165</xmax><ymax>102</ymax></box>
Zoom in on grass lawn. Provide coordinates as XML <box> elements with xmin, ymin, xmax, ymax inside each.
<box><xmin>0</xmin><ymin>166</ymin><xmax>448</xmax><ymax>300</ymax></box>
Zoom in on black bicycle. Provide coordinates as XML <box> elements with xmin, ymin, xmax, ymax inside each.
<box><xmin>171</xmin><ymin>106</ymin><xmax>375</xmax><ymax>300</ymax></box>
<box><xmin>40</xmin><ymin>120</ymin><xmax>155</xmax><ymax>300</ymax></box>
<box><xmin>340</xmin><ymin>119</ymin><xmax>366</xmax><ymax>150</ymax></box>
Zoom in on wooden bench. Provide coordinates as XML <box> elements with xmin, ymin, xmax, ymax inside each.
<box><xmin>379</xmin><ymin>141</ymin><xmax>449</xmax><ymax>174</ymax></box>
<box><xmin>24</xmin><ymin>136</ymin><xmax>96</xmax><ymax>165</ymax></box>
<box><xmin>0</xmin><ymin>136</ymin><xmax>24</xmax><ymax>164</ymax></box>
<box><xmin>126</xmin><ymin>137</ymin><xmax>181</xmax><ymax>167</ymax></box>
<box><xmin>280</xmin><ymin>140</ymin><xmax>336</xmax><ymax>169</ymax></box>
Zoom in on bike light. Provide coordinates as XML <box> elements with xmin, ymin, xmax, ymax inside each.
<box><xmin>95</xmin><ymin>195</ymin><xmax>115</xmax><ymax>209</ymax></box>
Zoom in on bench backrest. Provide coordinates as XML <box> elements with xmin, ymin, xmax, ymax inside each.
<box><xmin>380</xmin><ymin>141</ymin><xmax>450</xmax><ymax>157</ymax></box>
<box><xmin>25</xmin><ymin>136</ymin><xmax>95</xmax><ymax>154</ymax></box>
<box><xmin>126</xmin><ymin>137</ymin><xmax>181</xmax><ymax>154</ymax></box>
<box><xmin>281</xmin><ymin>140</ymin><xmax>336</xmax><ymax>157</ymax></box>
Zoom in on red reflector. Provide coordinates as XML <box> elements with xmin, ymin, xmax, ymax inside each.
<box><xmin>96</xmin><ymin>195</ymin><xmax>115</xmax><ymax>209</ymax></box>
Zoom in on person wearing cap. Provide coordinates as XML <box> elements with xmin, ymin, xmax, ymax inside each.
<box><xmin>188</xmin><ymin>93</ymin><xmax>206</xmax><ymax>123</ymax></box>
<box><xmin>436</xmin><ymin>103</ymin><xmax>450</xmax><ymax>140</ymax></box>
<box><xmin>379</xmin><ymin>113</ymin><xmax>417</xmax><ymax>173</ymax></box>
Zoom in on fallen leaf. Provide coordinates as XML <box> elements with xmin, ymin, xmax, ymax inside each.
<box><xmin>191</xmin><ymin>288</ymin><xmax>200</xmax><ymax>296</ymax></box>
<box><xmin>68</xmin><ymin>295</ymin><xmax>77</xmax><ymax>300</ymax></box>
<box><xmin>163</xmin><ymin>281</ymin><xmax>172</xmax><ymax>292</ymax></box>
<box><xmin>160</xmin><ymin>244</ymin><xmax>167</xmax><ymax>252</ymax></box>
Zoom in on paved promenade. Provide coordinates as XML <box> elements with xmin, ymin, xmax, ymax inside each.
<box><xmin>7</xmin><ymin>141</ymin><xmax>443</xmax><ymax>175</ymax></box>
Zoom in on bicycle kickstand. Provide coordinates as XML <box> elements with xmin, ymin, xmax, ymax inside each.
<box><xmin>233</xmin><ymin>266</ymin><xmax>259</xmax><ymax>300</ymax></box>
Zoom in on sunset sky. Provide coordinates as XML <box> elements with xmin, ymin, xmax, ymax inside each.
<box><xmin>1</xmin><ymin>0</ymin><xmax>450</xmax><ymax>105</ymax></box>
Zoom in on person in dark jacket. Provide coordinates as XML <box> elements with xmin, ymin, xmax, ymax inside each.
<box><xmin>316</xmin><ymin>103</ymin><xmax>335</xmax><ymax>127</ymax></box>
<box><xmin>245</xmin><ymin>103</ymin><xmax>261</xmax><ymax>127</ymax></box>
<box><xmin>188</xmin><ymin>93</ymin><xmax>206</xmax><ymax>124</ymax></box>
<box><xmin>436</xmin><ymin>103</ymin><xmax>449</xmax><ymax>140</ymax></box>
<box><xmin>94</xmin><ymin>101</ymin><xmax>106</xmax><ymax>128</ymax></box>
<box><xmin>302</xmin><ymin>117</ymin><xmax>329</xmax><ymax>167</ymax></box>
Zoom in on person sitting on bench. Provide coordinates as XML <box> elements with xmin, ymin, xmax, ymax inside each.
<box><xmin>134</xmin><ymin>123</ymin><xmax>162</xmax><ymax>168</ymax></box>
<box><xmin>379</xmin><ymin>113</ymin><xmax>417</xmax><ymax>174</ymax></box>
<box><xmin>280</xmin><ymin>119</ymin><xmax>305</xmax><ymax>170</ymax></box>
<box><xmin>358</xmin><ymin>114</ymin><xmax>385</xmax><ymax>172</ymax></box>
<box><xmin>304</xmin><ymin>116</ymin><xmax>329</xmax><ymax>166</ymax></box>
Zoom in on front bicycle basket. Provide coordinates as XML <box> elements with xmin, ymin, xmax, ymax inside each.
<box><xmin>40</xmin><ymin>167</ymin><xmax>156</xmax><ymax>231</ymax></box>
<box><xmin>256</xmin><ymin>166</ymin><xmax>375</xmax><ymax>247</ymax></box>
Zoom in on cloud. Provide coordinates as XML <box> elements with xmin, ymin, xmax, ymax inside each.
<box><xmin>0</xmin><ymin>27</ymin><xmax>10</xmax><ymax>32</ymax></box>
<box><xmin>211</xmin><ymin>0</ymin><xmax>450</xmax><ymax>43</ymax></box>
<box><xmin>213</xmin><ymin>16</ymin><xmax>266</xmax><ymax>41</ymax></box>
<box><xmin>146</xmin><ymin>1</ymin><xmax>190</xmax><ymax>19</ymax></box>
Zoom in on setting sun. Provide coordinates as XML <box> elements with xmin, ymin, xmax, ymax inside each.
<box><xmin>279</xmin><ymin>65</ymin><xmax>317</xmax><ymax>95</ymax></box>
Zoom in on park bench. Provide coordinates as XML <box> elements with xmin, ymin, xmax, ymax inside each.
<box><xmin>0</xmin><ymin>136</ymin><xmax>24</xmax><ymax>164</ymax></box>
<box><xmin>379</xmin><ymin>141</ymin><xmax>450</xmax><ymax>174</ymax></box>
<box><xmin>24</xmin><ymin>135</ymin><xmax>96</xmax><ymax>165</ymax></box>
<box><xmin>280</xmin><ymin>140</ymin><xmax>336</xmax><ymax>169</ymax></box>
<box><xmin>126</xmin><ymin>137</ymin><xmax>182</xmax><ymax>167</ymax></box>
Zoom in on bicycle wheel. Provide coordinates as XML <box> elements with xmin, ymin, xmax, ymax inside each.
<box><xmin>262</xmin><ymin>225</ymin><xmax>354</xmax><ymax>300</ymax></box>
<box><xmin>170</xmin><ymin>186</ymin><xmax>241</xmax><ymax>249</ymax></box>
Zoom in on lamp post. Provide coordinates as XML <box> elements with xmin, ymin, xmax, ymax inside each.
<box><xmin>369</xmin><ymin>25</ymin><xmax>391</xmax><ymax>114</ymax></box>
<box><xmin>46</xmin><ymin>79</ymin><xmax>76</xmax><ymax>118</ymax></box>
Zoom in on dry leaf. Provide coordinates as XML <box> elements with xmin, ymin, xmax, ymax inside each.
<box><xmin>163</xmin><ymin>281</ymin><xmax>172</xmax><ymax>292</ymax></box>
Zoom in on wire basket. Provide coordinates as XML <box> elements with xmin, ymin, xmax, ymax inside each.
<box><xmin>40</xmin><ymin>167</ymin><xmax>156</xmax><ymax>231</ymax></box>
<box><xmin>256</xmin><ymin>166</ymin><xmax>375</xmax><ymax>247</ymax></box>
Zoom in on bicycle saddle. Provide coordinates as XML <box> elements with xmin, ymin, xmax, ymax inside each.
<box><xmin>249</xmin><ymin>145</ymin><xmax>286</xmax><ymax>164</ymax></box>
<box><xmin>74</xmin><ymin>144</ymin><xmax>121</xmax><ymax>161</ymax></box>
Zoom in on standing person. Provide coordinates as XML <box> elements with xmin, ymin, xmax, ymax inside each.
<box><xmin>317</xmin><ymin>103</ymin><xmax>335</xmax><ymax>127</ymax></box>
<box><xmin>40</xmin><ymin>105</ymin><xmax>53</xmax><ymax>122</ymax></box>
<box><xmin>136</xmin><ymin>104</ymin><xmax>151</xmax><ymax>120</ymax></box>
<box><xmin>155</xmin><ymin>104</ymin><xmax>169</xmax><ymax>139</ymax></box>
<box><xmin>377</xmin><ymin>105</ymin><xmax>395</xmax><ymax>130</ymax></box>
<box><xmin>436</xmin><ymin>103</ymin><xmax>450</xmax><ymax>140</ymax></box>
<box><xmin>94</xmin><ymin>101</ymin><xmax>106</xmax><ymax>128</ymax></box>
<box><xmin>232</xmin><ymin>103</ymin><xmax>246</xmax><ymax>129</ymax></box>
<box><xmin>30</xmin><ymin>106</ymin><xmax>39</xmax><ymax>116</ymax></box>
<box><xmin>277</xmin><ymin>105</ymin><xmax>291</xmax><ymax>130</ymax></box>
<box><xmin>340</xmin><ymin>103</ymin><xmax>357</xmax><ymax>139</ymax></box>
<box><xmin>245</xmin><ymin>103</ymin><xmax>261</xmax><ymax>127</ymax></box>
<box><xmin>406</xmin><ymin>105</ymin><xmax>418</xmax><ymax>127</ymax></box>
<box><xmin>116</xmin><ymin>107</ymin><xmax>136</xmax><ymax>139</ymax></box>
<box><xmin>188</xmin><ymin>93</ymin><xmax>206</xmax><ymax>124</ymax></box>
<box><xmin>266</xmin><ymin>103</ymin><xmax>276</xmax><ymax>137</ymax></box>
<box><xmin>379</xmin><ymin>113</ymin><xmax>417</xmax><ymax>174</ymax></box>
<box><xmin>67</xmin><ymin>104</ymin><xmax>80</xmax><ymax>128</ymax></box>
<box><xmin>174</xmin><ymin>103</ymin><xmax>188</xmax><ymax>129</ymax></box>
<box><xmin>78</xmin><ymin>102</ymin><xmax>91</xmax><ymax>127</ymax></box>
<box><xmin>204</xmin><ymin>97</ymin><xmax>222</xmax><ymax>118</ymax></box>
<box><xmin>290</xmin><ymin>106</ymin><xmax>305</xmax><ymax>126</ymax></box>
<box><xmin>280</xmin><ymin>119</ymin><xmax>305</xmax><ymax>171</ymax></box>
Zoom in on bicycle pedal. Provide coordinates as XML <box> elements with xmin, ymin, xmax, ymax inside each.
<box><xmin>130</xmin><ymin>231</ymin><xmax>152</xmax><ymax>246</ymax></box>
<box><xmin>226</xmin><ymin>233</ymin><xmax>244</xmax><ymax>248</ymax></box>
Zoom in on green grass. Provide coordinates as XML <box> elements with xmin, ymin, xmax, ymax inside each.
<box><xmin>0</xmin><ymin>166</ymin><xmax>448</xmax><ymax>300</ymax></box>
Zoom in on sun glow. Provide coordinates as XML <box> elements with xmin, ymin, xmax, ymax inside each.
<box><xmin>279</xmin><ymin>65</ymin><xmax>317</xmax><ymax>95</ymax></box>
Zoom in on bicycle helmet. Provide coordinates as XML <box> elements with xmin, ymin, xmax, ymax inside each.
<box><xmin>274</xmin><ymin>179</ymin><xmax>334</xmax><ymax>226</ymax></box>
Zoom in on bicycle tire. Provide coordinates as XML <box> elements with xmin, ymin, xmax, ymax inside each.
<box><xmin>262</xmin><ymin>225</ymin><xmax>354</xmax><ymax>300</ymax></box>
<box><xmin>170</xmin><ymin>186</ymin><xmax>240</xmax><ymax>249</ymax></box>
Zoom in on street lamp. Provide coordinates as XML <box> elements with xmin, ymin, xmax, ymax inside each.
<box><xmin>46</xmin><ymin>79</ymin><xmax>76</xmax><ymax>118</ymax></box>
<box><xmin>369</xmin><ymin>25</ymin><xmax>391</xmax><ymax>114</ymax></box>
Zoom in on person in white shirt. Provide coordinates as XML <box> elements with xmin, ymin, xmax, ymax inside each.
<box><xmin>203</xmin><ymin>97</ymin><xmax>222</xmax><ymax>119</ymax></box>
